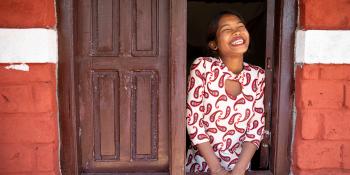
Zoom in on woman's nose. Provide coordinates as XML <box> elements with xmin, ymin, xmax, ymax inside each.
<box><xmin>232</xmin><ymin>29</ymin><xmax>240</xmax><ymax>36</ymax></box>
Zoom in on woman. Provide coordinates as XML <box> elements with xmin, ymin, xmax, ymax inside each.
<box><xmin>185</xmin><ymin>11</ymin><xmax>266</xmax><ymax>175</ymax></box>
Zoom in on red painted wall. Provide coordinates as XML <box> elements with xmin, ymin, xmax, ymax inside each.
<box><xmin>294</xmin><ymin>1</ymin><xmax>350</xmax><ymax>174</ymax></box>
<box><xmin>0</xmin><ymin>64</ymin><xmax>59</xmax><ymax>174</ymax></box>
<box><xmin>0</xmin><ymin>0</ymin><xmax>58</xmax><ymax>175</ymax></box>
<box><xmin>294</xmin><ymin>65</ymin><xmax>350</xmax><ymax>174</ymax></box>
<box><xmin>300</xmin><ymin>0</ymin><xmax>350</xmax><ymax>30</ymax></box>
<box><xmin>0</xmin><ymin>0</ymin><xmax>56</xmax><ymax>28</ymax></box>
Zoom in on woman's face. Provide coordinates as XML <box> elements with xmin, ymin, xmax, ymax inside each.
<box><xmin>215</xmin><ymin>14</ymin><xmax>250</xmax><ymax>58</ymax></box>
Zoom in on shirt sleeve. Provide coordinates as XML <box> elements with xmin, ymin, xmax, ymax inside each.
<box><xmin>186</xmin><ymin>57</ymin><xmax>210</xmax><ymax>145</ymax></box>
<box><xmin>243</xmin><ymin>71</ymin><xmax>266</xmax><ymax>149</ymax></box>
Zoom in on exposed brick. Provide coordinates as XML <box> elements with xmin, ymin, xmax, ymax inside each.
<box><xmin>0</xmin><ymin>116</ymin><xmax>57</xmax><ymax>143</ymax></box>
<box><xmin>320</xmin><ymin>65</ymin><xmax>350</xmax><ymax>80</ymax></box>
<box><xmin>32</xmin><ymin>82</ymin><xmax>56</xmax><ymax>112</ymax></box>
<box><xmin>0</xmin><ymin>0</ymin><xmax>56</xmax><ymax>28</ymax></box>
<box><xmin>297</xmin><ymin>170</ymin><xmax>350</xmax><ymax>175</ymax></box>
<box><xmin>300</xmin><ymin>0</ymin><xmax>350</xmax><ymax>29</ymax></box>
<box><xmin>35</xmin><ymin>144</ymin><xmax>58</xmax><ymax>171</ymax></box>
<box><xmin>35</xmin><ymin>172</ymin><xmax>58</xmax><ymax>175</ymax></box>
<box><xmin>296</xmin><ymin>65</ymin><xmax>320</xmax><ymax>80</ymax></box>
<box><xmin>0</xmin><ymin>64</ymin><xmax>56</xmax><ymax>84</ymax></box>
<box><xmin>0</xmin><ymin>171</ymin><xmax>59</xmax><ymax>175</ymax></box>
<box><xmin>0</xmin><ymin>144</ymin><xmax>34</xmax><ymax>173</ymax></box>
<box><xmin>0</xmin><ymin>83</ymin><xmax>56</xmax><ymax>113</ymax></box>
<box><xmin>0</xmin><ymin>85</ymin><xmax>35</xmax><ymax>113</ymax></box>
<box><xmin>346</xmin><ymin>84</ymin><xmax>350</xmax><ymax>108</ymax></box>
<box><xmin>298</xmin><ymin>80</ymin><xmax>344</xmax><ymax>109</ymax></box>
<box><xmin>324</xmin><ymin>110</ymin><xmax>350</xmax><ymax>140</ymax></box>
<box><xmin>344</xmin><ymin>142</ymin><xmax>350</xmax><ymax>169</ymax></box>
<box><xmin>296</xmin><ymin>140</ymin><xmax>342</xmax><ymax>169</ymax></box>
<box><xmin>0</xmin><ymin>113</ymin><xmax>54</xmax><ymax>118</ymax></box>
<box><xmin>300</xmin><ymin>110</ymin><xmax>322</xmax><ymax>140</ymax></box>
<box><xmin>295</xmin><ymin>67</ymin><xmax>303</xmax><ymax>109</ymax></box>
<box><xmin>3</xmin><ymin>172</ymin><xmax>57</xmax><ymax>175</ymax></box>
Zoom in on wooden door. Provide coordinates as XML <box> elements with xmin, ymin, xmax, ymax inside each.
<box><xmin>69</xmin><ymin>0</ymin><xmax>185</xmax><ymax>174</ymax></box>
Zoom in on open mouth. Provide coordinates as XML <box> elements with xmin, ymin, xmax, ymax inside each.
<box><xmin>230</xmin><ymin>36</ymin><xmax>244</xmax><ymax>46</ymax></box>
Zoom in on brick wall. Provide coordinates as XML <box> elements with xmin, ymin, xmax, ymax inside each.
<box><xmin>0</xmin><ymin>0</ymin><xmax>59</xmax><ymax>175</ymax></box>
<box><xmin>294</xmin><ymin>65</ymin><xmax>350</xmax><ymax>174</ymax></box>
<box><xmin>299</xmin><ymin>0</ymin><xmax>350</xmax><ymax>30</ymax></box>
<box><xmin>0</xmin><ymin>0</ymin><xmax>56</xmax><ymax>28</ymax></box>
<box><xmin>293</xmin><ymin>0</ymin><xmax>350</xmax><ymax>174</ymax></box>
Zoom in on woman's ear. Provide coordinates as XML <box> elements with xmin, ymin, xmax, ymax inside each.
<box><xmin>208</xmin><ymin>41</ymin><xmax>218</xmax><ymax>50</ymax></box>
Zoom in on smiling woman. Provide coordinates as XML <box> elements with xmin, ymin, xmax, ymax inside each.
<box><xmin>187</xmin><ymin>1</ymin><xmax>267</xmax><ymax>69</ymax></box>
<box><xmin>186</xmin><ymin>1</ymin><xmax>269</xmax><ymax>172</ymax></box>
<box><xmin>208</xmin><ymin>12</ymin><xmax>250</xmax><ymax>60</ymax></box>
<box><xmin>185</xmin><ymin>10</ymin><xmax>266</xmax><ymax>174</ymax></box>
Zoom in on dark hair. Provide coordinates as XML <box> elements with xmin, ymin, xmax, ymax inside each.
<box><xmin>206</xmin><ymin>10</ymin><xmax>246</xmax><ymax>57</ymax></box>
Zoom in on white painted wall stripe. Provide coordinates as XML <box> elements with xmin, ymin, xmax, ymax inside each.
<box><xmin>295</xmin><ymin>30</ymin><xmax>350</xmax><ymax>64</ymax></box>
<box><xmin>0</xmin><ymin>28</ymin><xmax>57</xmax><ymax>63</ymax></box>
<box><xmin>0</xmin><ymin>29</ymin><xmax>349</xmax><ymax>64</ymax></box>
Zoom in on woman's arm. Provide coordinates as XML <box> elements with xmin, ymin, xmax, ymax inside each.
<box><xmin>230</xmin><ymin>142</ymin><xmax>257</xmax><ymax>175</ymax></box>
<box><xmin>231</xmin><ymin>71</ymin><xmax>266</xmax><ymax>175</ymax></box>
<box><xmin>186</xmin><ymin>58</ymin><xmax>229</xmax><ymax>174</ymax></box>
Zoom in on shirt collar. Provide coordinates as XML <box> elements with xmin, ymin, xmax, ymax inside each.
<box><xmin>217</xmin><ymin>58</ymin><xmax>250</xmax><ymax>85</ymax></box>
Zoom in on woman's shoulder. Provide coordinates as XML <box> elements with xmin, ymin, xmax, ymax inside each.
<box><xmin>190</xmin><ymin>57</ymin><xmax>221</xmax><ymax>70</ymax></box>
<box><xmin>244</xmin><ymin>63</ymin><xmax>265</xmax><ymax>78</ymax></box>
<box><xmin>192</xmin><ymin>56</ymin><xmax>220</xmax><ymax>64</ymax></box>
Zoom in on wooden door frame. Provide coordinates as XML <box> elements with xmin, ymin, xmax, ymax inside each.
<box><xmin>264</xmin><ymin>0</ymin><xmax>296</xmax><ymax>174</ymax></box>
<box><xmin>57</xmin><ymin>0</ymin><xmax>296</xmax><ymax>174</ymax></box>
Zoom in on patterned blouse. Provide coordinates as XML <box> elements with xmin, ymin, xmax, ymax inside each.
<box><xmin>185</xmin><ymin>57</ymin><xmax>265</xmax><ymax>172</ymax></box>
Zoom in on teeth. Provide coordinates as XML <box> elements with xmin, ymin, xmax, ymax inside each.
<box><xmin>232</xmin><ymin>39</ymin><xmax>243</xmax><ymax>45</ymax></box>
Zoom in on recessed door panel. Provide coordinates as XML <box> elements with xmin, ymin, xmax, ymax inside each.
<box><xmin>92</xmin><ymin>71</ymin><xmax>120</xmax><ymax>161</ymax></box>
<box><xmin>91</xmin><ymin>0</ymin><xmax>120</xmax><ymax>56</ymax></box>
<box><xmin>132</xmin><ymin>0</ymin><xmax>158</xmax><ymax>56</ymax></box>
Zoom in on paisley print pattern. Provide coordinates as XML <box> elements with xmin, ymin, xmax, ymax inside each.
<box><xmin>185</xmin><ymin>57</ymin><xmax>266</xmax><ymax>172</ymax></box>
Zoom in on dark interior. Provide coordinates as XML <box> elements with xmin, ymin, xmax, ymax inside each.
<box><xmin>186</xmin><ymin>0</ymin><xmax>267</xmax><ymax>170</ymax></box>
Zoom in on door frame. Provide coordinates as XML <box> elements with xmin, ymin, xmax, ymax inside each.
<box><xmin>57</xmin><ymin>0</ymin><xmax>296</xmax><ymax>174</ymax></box>
<box><xmin>267</xmin><ymin>0</ymin><xmax>296</xmax><ymax>174</ymax></box>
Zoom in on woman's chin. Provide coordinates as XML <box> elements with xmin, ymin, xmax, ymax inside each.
<box><xmin>229</xmin><ymin>45</ymin><xmax>248</xmax><ymax>54</ymax></box>
<box><xmin>229</xmin><ymin>49</ymin><xmax>248</xmax><ymax>56</ymax></box>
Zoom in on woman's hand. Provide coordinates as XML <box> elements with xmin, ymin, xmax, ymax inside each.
<box><xmin>229</xmin><ymin>142</ymin><xmax>257</xmax><ymax>175</ymax></box>
<box><xmin>229</xmin><ymin>167</ymin><xmax>246</xmax><ymax>175</ymax></box>
<box><xmin>211</xmin><ymin>168</ymin><xmax>230</xmax><ymax>175</ymax></box>
<box><xmin>196</xmin><ymin>142</ymin><xmax>225</xmax><ymax>174</ymax></box>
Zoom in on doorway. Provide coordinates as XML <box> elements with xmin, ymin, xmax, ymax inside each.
<box><xmin>186</xmin><ymin>0</ymin><xmax>269</xmax><ymax>171</ymax></box>
<box><xmin>57</xmin><ymin>0</ymin><xmax>296</xmax><ymax>174</ymax></box>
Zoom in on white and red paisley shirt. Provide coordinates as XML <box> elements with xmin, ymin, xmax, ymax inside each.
<box><xmin>185</xmin><ymin>57</ymin><xmax>265</xmax><ymax>172</ymax></box>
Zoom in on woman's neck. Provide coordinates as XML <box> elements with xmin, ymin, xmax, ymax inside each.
<box><xmin>221</xmin><ymin>55</ymin><xmax>244</xmax><ymax>74</ymax></box>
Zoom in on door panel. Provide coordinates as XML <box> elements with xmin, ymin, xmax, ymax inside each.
<box><xmin>91</xmin><ymin>0</ymin><xmax>119</xmax><ymax>56</ymax></box>
<box><xmin>76</xmin><ymin>0</ymin><xmax>169</xmax><ymax>173</ymax></box>
<box><xmin>132</xmin><ymin>0</ymin><xmax>158</xmax><ymax>56</ymax></box>
<box><xmin>130</xmin><ymin>71</ymin><xmax>159</xmax><ymax>160</ymax></box>
<box><xmin>92</xmin><ymin>71</ymin><xmax>120</xmax><ymax>161</ymax></box>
